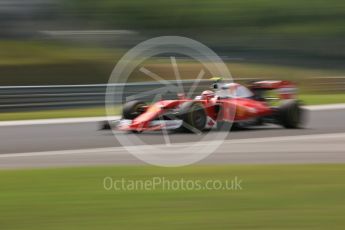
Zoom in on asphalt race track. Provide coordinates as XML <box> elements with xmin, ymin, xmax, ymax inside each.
<box><xmin>0</xmin><ymin>107</ymin><xmax>344</xmax><ymax>168</ymax></box>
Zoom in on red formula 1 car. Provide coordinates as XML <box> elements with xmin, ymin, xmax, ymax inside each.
<box><xmin>105</xmin><ymin>80</ymin><xmax>304</xmax><ymax>133</ymax></box>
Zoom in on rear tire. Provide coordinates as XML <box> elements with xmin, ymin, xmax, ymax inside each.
<box><xmin>122</xmin><ymin>100</ymin><xmax>147</xmax><ymax>120</ymax></box>
<box><xmin>278</xmin><ymin>99</ymin><xmax>304</xmax><ymax>129</ymax></box>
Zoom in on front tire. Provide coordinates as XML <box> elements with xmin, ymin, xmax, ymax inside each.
<box><xmin>177</xmin><ymin>102</ymin><xmax>207</xmax><ymax>133</ymax></box>
<box><xmin>122</xmin><ymin>100</ymin><xmax>147</xmax><ymax>120</ymax></box>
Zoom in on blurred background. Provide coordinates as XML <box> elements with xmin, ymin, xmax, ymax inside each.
<box><xmin>1</xmin><ymin>2</ymin><xmax>345</xmax><ymax>229</ymax></box>
<box><xmin>0</xmin><ymin>0</ymin><xmax>345</xmax><ymax>118</ymax></box>
<box><xmin>1</xmin><ymin>0</ymin><xmax>345</xmax><ymax>84</ymax></box>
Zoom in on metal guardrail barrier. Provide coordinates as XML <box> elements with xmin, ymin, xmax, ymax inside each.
<box><xmin>0</xmin><ymin>77</ymin><xmax>343</xmax><ymax>112</ymax></box>
<box><xmin>0</xmin><ymin>79</ymin><xmax>247</xmax><ymax>112</ymax></box>
<box><xmin>0</xmin><ymin>84</ymin><xmax>107</xmax><ymax>111</ymax></box>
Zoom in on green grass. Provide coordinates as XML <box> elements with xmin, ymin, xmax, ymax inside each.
<box><xmin>0</xmin><ymin>164</ymin><xmax>344</xmax><ymax>229</ymax></box>
<box><xmin>300</xmin><ymin>94</ymin><xmax>345</xmax><ymax>105</ymax></box>
<box><xmin>0</xmin><ymin>107</ymin><xmax>109</xmax><ymax>121</ymax></box>
<box><xmin>0</xmin><ymin>41</ymin><xmax>120</xmax><ymax>85</ymax></box>
<box><xmin>0</xmin><ymin>41</ymin><xmax>117</xmax><ymax>66</ymax></box>
<box><xmin>1</xmin><ymin>40</ymin><xmax>345</xmax><ymax>85</ymax></box>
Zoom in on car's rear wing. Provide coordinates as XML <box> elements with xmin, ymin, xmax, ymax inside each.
<box><xmin>248</xmin><ymin>80</ymin><xmax>297</xmax><ymax>100</ymax></box>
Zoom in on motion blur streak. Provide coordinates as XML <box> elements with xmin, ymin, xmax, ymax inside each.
<box><xmin>1</xmin><ymin>1</ymin><xmax>345</xmax><ymax>229</ymax></box>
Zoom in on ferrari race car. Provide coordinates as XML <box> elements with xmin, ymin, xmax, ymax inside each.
<box><xmin>103</xmin><ymin>80</ymin><xmax>304</xmax><ymax>133</ymax></box>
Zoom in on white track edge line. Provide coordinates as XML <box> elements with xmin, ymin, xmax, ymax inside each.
<box><xmin>1</xmin><ymin>132</ymin><xmax>345</xmax><ymax>158</ymax></box>
<box><xmin>0</xmin><ymin>103</ymin><xmax>344</xmax><ymax>127</ymax></box>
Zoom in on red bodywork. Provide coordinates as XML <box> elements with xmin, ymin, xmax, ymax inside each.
<box><xmin>117</xmin><ymin>80</ymin><xmax>297</xmax><ymax>132</ymax></box>
<box><xmin>118</xmin><ymin>98</ymin><xmax>273</xmax><ymax>132</ymax></box>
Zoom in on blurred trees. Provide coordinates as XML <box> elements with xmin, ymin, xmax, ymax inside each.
<box><xmin>59</xmin><ymin>0</ymin><xmax>345</xmax><ymax>67</ymax></box>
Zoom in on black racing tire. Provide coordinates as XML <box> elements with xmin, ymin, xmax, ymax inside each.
<box><xmin>177</xmin><ymin>102</ymin><xmax>207</xmax><ymax>133</ymax></box>
<box><xmin>278</xmin><ymin>99</ymin><xmax>304</xmax><ymax>129</ymax></box>
<box><xmin>122</xmin><ymin>100</ymin><xmax>147</xmax><ymax>120</ymax></box>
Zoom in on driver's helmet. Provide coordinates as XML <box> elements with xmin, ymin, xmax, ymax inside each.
<box><xmin>201</xmin><ymin>90</ymin><xmax>215</xmax><ymax>100</ymax></box>
<box><xmin>222</xmin><ymin>83</ymin><xmax>240</xmax><ymax>97</ymax></box>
